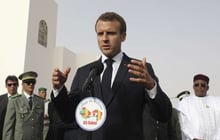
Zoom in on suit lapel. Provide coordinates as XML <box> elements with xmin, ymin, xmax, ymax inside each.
<box><xmin>33</xmin><ymin>95</ymin><xmax>42</xmax><ymax>110</ymax></box>
<box><xmin>112</xmin><ymin>54</ymin><xmax>130</xmax><ymax>93</ymax></box>
<box><xmin>2</xmin><ymin>94</ymin><xmax>8</xmax><ymax>108</ymax></box>
<box><xmin>33</xmin><ymin>95</ymin><xmax>38</xmax><ymax>108</ymax></box>
<box><xmin>92</xmin><ymin>58</ymin><xmax>103</xmax><ymax>100</ymax></box>
<box><xmin>93</xmin><ymin>75</ymin><xmax>102</xmax><ymax>99</ymax></box>
<box><xmin>21</xmin><ymin>94</ymin><xmax>32</xmax><ymax>110</ymax></box>
<box><xmin>105</xmin><ymin>54</ymin><xmax>130</xmax><ymax>107</ymax></box>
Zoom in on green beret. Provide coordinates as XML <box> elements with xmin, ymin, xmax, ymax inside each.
<box><xmin>38</xmin><ymin>87</ymin><xmax>47</xmax><ymax>92</ymax></box>
<box><xmin>19</xmin><ymin>71</ymin><xmax>38</xmax><ymax>81</ymax></box>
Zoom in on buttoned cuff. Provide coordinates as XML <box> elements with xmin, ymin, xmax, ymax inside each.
<box><xmin>52</xmin><ymin>85</ymin><xmax>64</xmax><ymax>97</ymax></box>
<box><xmin>145</xmin><ymin>81</ymin><xmax>157</xmax><ymax>99</ymax></box>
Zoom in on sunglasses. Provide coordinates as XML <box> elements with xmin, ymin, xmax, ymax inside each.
<box><xmin>194</xmin><ymin>83</ymin><xmax>207</xmax><ymax>88</ymax></box>
<box><xmin>23</xmin><ymin>79</ymin><xmax>36</xmax><ymax>85</ymax></box>
<box><xmin>7</xmin><ymin>83</ymin><xmax>18</xmax><ymax>87</ymax></box>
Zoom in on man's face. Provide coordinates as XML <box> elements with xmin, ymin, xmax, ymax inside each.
<box><xmin>96</xmin><ymin>20</ymin><xmax>126</xmax><ymax>58</ymax></box>
<box><xmin>6</xmin><ymin>80</ymin><xmax>18</xmax><ymax>95</ymax></box>
<box><xmin>193</xmin><ymin>79</ymin><xmax>209</xmax><ymax>97</ymax></box>
<box><xmin>38</xmin><ymin>91</ymin><xmax>46</xmax><ymax>99</ymax></box>
<box><xmin>22</xmin><ymin>79</ymin><xmax>36</xmax><ymax>95</ymax></box>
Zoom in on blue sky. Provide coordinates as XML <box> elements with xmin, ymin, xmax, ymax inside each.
<box><xmin>55</xmin><ymin>0</ymin><xmax>220</xmax><ymax>102</ymax></box>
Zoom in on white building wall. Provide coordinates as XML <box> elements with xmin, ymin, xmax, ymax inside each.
<box><xmin>51</xmin><ymin>49</ymin><xmax>100</xmax><ymax>93</ymax></box>
<box><xmin>52</xmin><ymin>47</ymin><xmax>77</xmax><ymax>93</ymax></box>
<box><xmin>26</xmin><ymin>0</ymin><xmax>57</xmax><ymax>50</ymax></box>
<box><xmin>0</xmin><ymin>0</ymin><xmax>30</xmax><ymax>93</ymax></box>
<box><xmin>0</xmin><ymin>0</ymin><xmax>98</xmax><ymax>97</ymax></box>
<box><xmin>0</xmin><ymin>0</ymin><xmax>60</xmax><ymax>95</ymax></box>
<box><xmin>75</xmin><ymin>53</ymin><xmax>100</xmax><ymax>68</ymax></box>
<box><xmin>24</xmin><ymin>0</ymin><xmax>58</xmax><ymax>95</ymax></box>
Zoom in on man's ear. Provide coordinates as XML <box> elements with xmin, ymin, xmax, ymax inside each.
<box><xmin>120</xmin><ymin>32</ymin><xmax>126</xmax><ymax>42</ymax></box>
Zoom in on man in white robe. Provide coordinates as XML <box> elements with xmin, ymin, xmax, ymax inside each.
<box><xmin>176</xmin><ymin>74</ymin><xmax>220</xmax><ymax>140</ymax></box>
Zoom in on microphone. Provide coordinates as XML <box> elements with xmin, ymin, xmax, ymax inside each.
<box><xmin>82</xmin><ymin>61</ymin><xmax>104</xmax><ymax>93</ymax></box>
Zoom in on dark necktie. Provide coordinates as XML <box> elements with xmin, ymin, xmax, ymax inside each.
<box><xmin>29</xmin><ymin>96</ymin><xmax>33</xmax><ymax>108</ymax></box>
<box><xmin>102</xmin><ymin>59</ymin><xmax>114</xmax><ymax>103</ymax></box>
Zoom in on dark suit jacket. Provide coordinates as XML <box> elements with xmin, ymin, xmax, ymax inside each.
<box><xmin>143</xmin><ymin>105</ymin><xmax>182</xmax><ymax>140</ymax></box>
<box><xmin>0</xmin><ymin>94</ymin><xmax>8</xmax><ymax>140</ymax></box>
<box><xmin>46</xmin><ymin>102</ymin><xmax>70</xmax><ymax>140</ymax></box>
<box><xmin>52</xmin><ymin>53</ymin><xmax>172</xmax><ymax>140</ymax></box>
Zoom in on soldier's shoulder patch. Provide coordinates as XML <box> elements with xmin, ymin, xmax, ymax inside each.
<box><xmin>11</xmin><ymin>94</ymin><xmax>22</xmax><ymax>98</ymax></box>
<box><xmin>34</xmin><ymin>94</ymin><xmax>44</xmax><ymax>100</ymax></box>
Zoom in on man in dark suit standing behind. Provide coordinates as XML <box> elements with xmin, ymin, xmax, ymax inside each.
<box><xmin>46</xmin><ymin>101</ymin><xmax>67</xmax><ymax>140</ymax></box>
<box><xmin>0</xmin><ymin>75</ymin><xmax>19</xmax><ymax>140</ymax></box>
<box><xmin>51</xmin><ymin>12</ymin><xmax>172</xmax><ymax>140</ymax></box>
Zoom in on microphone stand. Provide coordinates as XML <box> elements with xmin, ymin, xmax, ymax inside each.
<box><xmin>82</xmin><ymin>79</ymin><xmax>94</xmax><ymax>97</ymax></box>
<box><xmin>83</xmin><ymin>80</ymin><xmax>94</xmax><ymax>140</ymax></box>
<box><xmin>88</xmin><ymin>81</ymin><xmax>94</xmax><ymax>97</ymax></box>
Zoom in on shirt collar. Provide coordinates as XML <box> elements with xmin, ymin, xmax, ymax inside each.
<box><xmin>7</xmin><ymin>93</ymin><xmax>18</xmax><ymax>98</ymax></box>
<box><xmin>23</xmin><ymin>91</ymin><xmax>33</xmax><ymax>99</ymax></box>
<box><xmin>7</xmin><ymin>93</ymin><xmax>11</xmax><ymax>98</ymax></box>
<box><xmin>101</xmin><ymin>51</ymin><xmax>123</xmax><ymax>64</ymax></box>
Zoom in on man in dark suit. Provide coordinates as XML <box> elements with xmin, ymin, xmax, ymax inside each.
<box><xmin>0</xmin><ymin>75</ymin><xmax>19</xmax><ymax>140</ymax></box>
<box><xmin>46</xmin><ymin>101</ymin><xmax>74</xmax><ymax>140</ymax></box>
<box><xmin>143</xmin><ymin>91</ymin><xmax>190</xmax><ymax>140</ymax></box>
<box><xmin>51</xmin><ymin>12</ymin><xmax>172</xmax><ymax>140</ymax></box>
<box><xmin>3</xmin><ymin>71</ymin><xmax>44</xmax><ymax>140</ymax></box>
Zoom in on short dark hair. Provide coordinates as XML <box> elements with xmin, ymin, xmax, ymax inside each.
<box><xmin>95</xmin><ymin>12</ymin><xmax>127</xmax><ymax>34</ymax></box>
<box><xmin>5</xmin><ymin>75</ymin><xmax>18</xmax><ymax>84</ymax></box>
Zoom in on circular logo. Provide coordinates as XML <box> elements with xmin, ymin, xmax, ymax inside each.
<box><xmin>75</xmin><ymin>97</ymin><xmax>107</xmax><ymax>131</ymax></box>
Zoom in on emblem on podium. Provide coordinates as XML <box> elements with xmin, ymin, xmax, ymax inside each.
<box><xmin>75</xmin><ymin>97</ymin><xmax>106</xmax><ymax>131</ymax></box>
